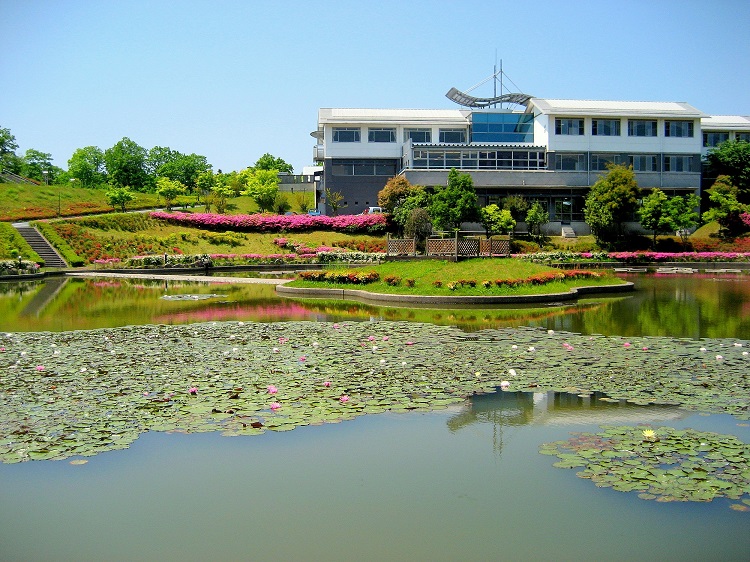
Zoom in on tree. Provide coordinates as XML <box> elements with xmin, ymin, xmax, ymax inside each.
<box><xmin>378</xmin><ymin>176</ymin><xmax>417</xmax><ymax>213</ymax></box>
<box><xmin>209</xmin><ymin>184</ymin><xmax>234</xmax><ymax>214</ymax></box>
<box><xmin>21</xmin><ymin>149</ymin><xmax>55</xmax><ymax>182</ymax></box>
<box><xmin>479</xmin><ymin>204</ymin><xmax>516</xmax><ymax>236</ymax></box>
<box><xmin>156</xmin><ymin>177</ymin><xmax>185</xmax><ymax>211</ymax></box>
<box><xmin>104</xmin><ymin>137</ymin><xmax>153</xmax><ymax>191</ymax></box>
<box><xmin>525</xmin><ymin>201</ymin><xmax>550</xmax><ymax>239</ymax></box>
<box><xmin>705</xmin><ymin>140</ymin><xmax>750</xmax><ymax>204</ymax></box>
<box><xmin>665</xmin><ymin>193</ymin><xmax>701</xmax><ymax>245</ymax></box>
<box><xmin>583</xmin><ymin>164</ymin><xmax>640</xmax><ymax>244</ymax></box>
<box><xmin>701</xmin><ymin>175</ymin><xmax>749</xmax><ymax>236</ymax></box>
<box><xmin>105</xmin><ymin>186</ymin><xmax>135</xmax><ymax>212</ymax></box>
<box><xmin>253</xmin><ymin>153</ymin><xmax>293</xmax><ymax>174</ymax></box>
<box><xmin>404</xmin><ymin>208</ymin><xmax>433</xmax><ymax>252</ymax></box>
<box><xmin>392</xmin><ymin>187</ymin><xmax>431</xmax><ymax>235</ymax></box>
<box><xmin>149</xmin><ymin>147</ymin><xmax>211</xmax><ymax>191</ymax></box>
<box><xmin>502</xmin><ymin>194</ymin><xmax>529</xmax><ymax>222</ymax></box>
<box><xmin>68</xmin><ymin>146</ymin><xmax>107</xmax><ymax>187</ymax></box>
<box><xmin>324</xmin><ymin>187</ymin><xmax>346</xmax><ymax>216</ymax></box>
<box><xmin>638</xmin><ymin>188</ymin><xmax>672</xmax><ymax>247</ymax></box>
<box><xmin>430</xmin><ymin>168</ymin><xmax>479</xmax><ymax>231</ymax></box>
<box><xmin>242</xmin><ymin>169</ymin><xmax>280</xmax><ymax>212</ymax></box>
<box><xmin>0</xmin><ymin>126</ymin><xmax>21</xmax><ymax>174</ymax></box>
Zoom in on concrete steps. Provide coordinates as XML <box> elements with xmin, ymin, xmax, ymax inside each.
<box><xmin>561</xmin><ymin>226</ymin><xmax>577</xmax><ymax>238</ymax></box>
<box><xmin>13</xmin><ymin>224</ymin><xmax>67</xmax><ymax>268</ymax></box>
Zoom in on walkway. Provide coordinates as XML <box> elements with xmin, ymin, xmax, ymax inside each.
<box><xmin>66</xmin><ymin>271</ymin><xmax>293</xmax><ymax>285</ymax></box>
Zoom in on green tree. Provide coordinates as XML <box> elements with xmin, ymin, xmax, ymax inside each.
<box><xmin>479</xmin><ymin>204</ymin><xmax>516</xmax><ymax>236</ymax></box>
<box><xmin>68</xmin><ymin>146</ymin><xmax>107</xmax><ymax>187</ymax></box>
<box><xmin>242</xmin><ymin>169</ymin><xmax>280</xmax><ymax>212</ymax></box>
<box><xmin>253</xmin><ymin>153</ymin><xmax>293</xmax><ymax>174</ymax></box>
<box><xmin>195</xmin><ymin>170</ymin><xmax>216</xmax><ymax>205</ymax></box>
<box><xmin>105</xmin><ymin>186</ymin><xmax>135</xmax><ymax>212</ymax></box>
<box><xmin>150</xmin><ymin>147</ymin><xmax>211</xmax><ymax>191</ymax></box>
<box><xmin>21</xmin><ymin>149</ymin><xmax>55</xmax><ymax>182</ymax></box>
<box><xmin>705</xmin><ymin>140</ymin><xmax>750</xmax><ymax>204</ymax></box>
<box><xmin>638</xmin><ymin>188</ymin><xmax>672</xmax><ymax>247</ymax></box>
<box><xmin>701</xmin><ymin>175</ymin><xmax>749</xmax><ymax>236</ymax></box>
<box><xmin>430</xmin><ymin>168</ymin><xmax>479</xmax><ymax>231</ymax></box>
<box><xmin>324</xmin><ymin>187</ymin><xmax>346</xmax><ymax>216</ymax></box>
<box><xmin>665</xmin><ymin>193</ymin><xmax>700</xmax><ymax>245</ymax></box>
<box><xmin>104</xmin><ymin>137</ymin><xmax>154</xmax><ymax>191</ymax></box>
<box><xmin>392</xmin><ymin>187</ymin><xmax>431</xmax><ymax>235</ymax></box>
<box><xmin>583</xmin><ymin>164</ymin><xmax>640</xmax><ymax>244</ymax></box>
<box><xmin>404</xmin><ymin>208</ymin><xmax>433</xmax><ymax>251</ymax></box>
<box><xmin>156</xmin><ymin>177</ymin><xmax>185</xmax><ymax>211</ymax></box>
<box><xmin>378</xmin><ymin>176</ymin><xmax>417</xmax><ymax>213</ymax></box>
<box><xmin>525</xmin><ymin>200</ymin><xmax>550</xmax><ymax>239</ymax></box>
<box><xmin>209</xmin><ymin>184</ymin><xmax>235</xmax><ymax>214</ymax></box>
<box><xmin>0</xmin><ymin>126</ymin><xmax>22</xmax><ymax>174</ymax></box>
<box><xmin>502</xmin><ymin>194</ymin><xmax>529</xmax><ymax>222</ymax></box>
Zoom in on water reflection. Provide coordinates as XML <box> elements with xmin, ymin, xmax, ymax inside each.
<box><xmin>1</xmin><ymin>272</ymin><xmax>748</xmax><ymax>338</ymax></box>
<box><xmin>448</xmin><ymin>391</ymin><xmax>686</xmax><ymax>455</ymax></box>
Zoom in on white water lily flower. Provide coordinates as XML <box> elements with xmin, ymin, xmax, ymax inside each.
<box><xmin>699</xmin><ymin>347</ymin><xmax>707</xmax><ymax>352</ymax></box>
<box><xmin>508</xmin><ymin>369</ymin><xmax>517</xmax><ymax>377</ymax></box>
<box><xmin>548</xmin><ymin>330</ymin><xmax>554</xmax><ymax>334</ymax></box>
<box><xmin>500</xmin><ymin>381</ymin><xmax>510</xmax><ymax>389</ymax></box>
<box><xmin>511</xmin><ymin>345</ymin><xmax>518</xmax><ymax>350</ymax></box>
<box><xmin>716</xmin><ymin>355</ymin><xmax>723</xmax><ymax>360</ymax></box>
<box><xmin>528</xmin><ymin>346</ymin><xmax>535</xmax><ymax>352</ymax></box>
<box><xmin>734</xmin><ymin>342</ymin><xmax>743</xmax><ymax>347</ymax></box>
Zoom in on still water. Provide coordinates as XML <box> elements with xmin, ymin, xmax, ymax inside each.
<box><xmin>1</xmin><ymin>273</ymin><xmax>749</xmax><ymax>561</ymax></box>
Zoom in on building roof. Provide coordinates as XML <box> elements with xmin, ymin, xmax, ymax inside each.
<box><xmin>318</xmin><ymin>108</ymin><xmax>467</xmax><ymax>125</ymax></box>
<box><xmin>701</xmin><ymin>115</ymin><xmax>750</xmax><ymax>131</ymax></box>
<box><xmin>529</xmin><ymin>98</ymin><xmax>707</xmax><ymax>118</ymax></box>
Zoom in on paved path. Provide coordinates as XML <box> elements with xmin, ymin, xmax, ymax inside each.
<box><xmin>66</xmin><ymin>271</ymin><xmax>293</xmax><ymax>285</ymax></box>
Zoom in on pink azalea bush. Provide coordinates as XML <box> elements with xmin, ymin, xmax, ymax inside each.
<box><xmin>150</xmin><ymin>211</ymin><xmax>387</xmax><ymax>234</ymax></box>
<box><xmin>516</xmin><ymin>251</ymin><xmax>750</xmax><ymax>263</ymax></box>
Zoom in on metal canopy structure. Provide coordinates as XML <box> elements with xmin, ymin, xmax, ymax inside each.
<box><xmin>445</xmin><ymin>87</ymin><xmax>533</xmax><ymax>108</ymax></box>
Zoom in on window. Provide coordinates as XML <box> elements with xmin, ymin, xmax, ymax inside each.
<box><xmin>332</xmin><ymin>127</ymin><xmax>360</xmax><ymax>142</ymax></box>
<box><xmin>470</xmin><ymin>113</ymin><xmax>534</xmax><ymax>143</ymax></box>
<box><xmin>630</xmin><ymin>155</ymin><xmax>658</xmax><ymax>172</ymax></box>
<box><xmin>368</xmin><ymin>128</ymin><xmax>396</xmax><ymax>143</ymax></box>
<box><xmin>663</xmin><ymin>155</ymin><xmax>693</xmax><ymax>172</ymax></box>
<box><xmin>555</xmin><ymin>153</ymin><xmax>586</xmax><ymax>171</ymax></box>
<box><xmin>664</xmin><ymin>121</ymin><xmax>694</xmax><ymax>138</ymax></box>
<box><xmin>555</xmin><ymin>118</ymin><xmax>584</xmax><ymax>135</ymax></box>
<box><xmin>737</xmin><ymin>133</ymin><xmax>750</xmax><ymax>143</ymax></box>
<box><xmin>331</xmin><ymin>159</ymin><xmax>397</xmax><ymax>176</ymax></box>
<box><xmin>409</xmin><ymin>148</ymin><xmax>544</xmax><ymax>170</ymax></box>
<box><xmin>438</xmin><ymin>129</ymin><xmax>466</xmax><ymax>143</ymax></box>
<box><xmin>591</xmin><ymin>154</ymin><xmax>623</xmax><ymax>171</ymax></box>
<box><xmin>627</xmin><ymin>120</ymin><xmax>658</xmax><ymax>137</ymax></box>
<box><xmin>703</xmin><ymin>132</ymin><xmax>730</xmax><ymax>147</ymax></box>
<box><xmin>404</xmin><ymin>128</ymin><xmax>432</xmax><ymax>143</ymax></box>
<box><xmin>592</xmin><ymin>119</ymin><xmax>621</xmax><ymax>136</ymax></box>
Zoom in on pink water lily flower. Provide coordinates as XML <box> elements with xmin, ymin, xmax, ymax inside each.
<box><xmin>299</xmin><ymin>356</ymin><xmax>306</xmax><ymax>362</ymax></box>
<box><xmin>267</xmin><ymin>385</ymin><xmax>278</xmax><ymax>394</ymax></box>
<box><xmin>367</xmin><ymin>336</ymin><xmax>375</xmax><ymax>341</ymax></box>
<box><xmin>270</xmin><ymin>402</ymin><xmax>281</xmax><ymax>410</ymax></box>
<box><xmin>382</xmin><ymin>336</ymin><xmax>389</xmax><ymax>341</ymax></box>
<box><xmin>323</xmin><ymin>381</ymin><xmax>331</xmax><ymax>387</ymax></box>
<box><xmin>189</xmin><ymin>386</ymin><xmax>198</xmax><ymax>394</ymax></box>
<box><xmin>36</xmin><ymin>365</ymin><xmax>45</xmax><ymax>371</ymax></box>
<box><xmin>624</xmin><ymin>342</ymin><xmax>632</xmax><ymax>348</ymax></box>
<box><xmin>406</xmin><ymin>341</ymin><xmax>414</xmax><ymax>346</ymax></box>
<box><xmin>339</xmin><ymin>395</ymin><xmax>349</xmax><ymax>403</ymax></box>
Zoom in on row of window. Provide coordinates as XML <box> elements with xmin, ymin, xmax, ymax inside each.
<box><xmin>703</xmin><ymin>131</ymin><xmax>750</xmax><ymax>147</ymax></box>
<box><xmin>555</xmin><ymin>118</ymin><xmax>695</xmax><ymax>138</ymax></box>
<box><xmin>411</xmin><ymin>149</ymin><xmax>546</xmax><ymax>170</ymax></box>
<box><xmin>332</xmin><ymin>127</ymin><xmax>468</xmax><ymax>144</ymax></box>
<box><xmin>330</xmin><ymin>159</ymin><xmax>398</xmax><ymax>176</ymax></box>
<box><xmin>554</xmin><ymin>153</ymin><xmax>695</xmax><ymax>172</ymax></box>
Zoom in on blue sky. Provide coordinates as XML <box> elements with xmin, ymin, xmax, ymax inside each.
<box><xmin>2</xmin><ymin>0</ymin><xmax>749</xmax><ymax>174</ymax></box>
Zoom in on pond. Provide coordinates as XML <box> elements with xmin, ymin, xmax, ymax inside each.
<box><xmin>1</xmin><ymin>272</ymin><xmax>749</xmax><ymax>561</ymax></box>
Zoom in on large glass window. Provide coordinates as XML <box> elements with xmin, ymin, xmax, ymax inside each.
<box><xmin>332</xmin><ymin>127</ymin><xmax>360</xmax><ymax>142</ymax></box>
<box><xmin>555</xmin><ymin>118</ymin><xmax>585</xmax><ymax>135</ymax></box>
<box><xmin>591</xmin><ymin>154</ymin><xmax>623</xmax><ymax>171</ymax></box>
<box><xmin>592</xmin><ymin>119</ymin><xmax>621</xmax><ymax>136</ymax></box>
<box><xmin>703</xmin><ymin>132</ymin><xmax>730</xmax><ymax>147</ymax></box>
<box><xmin>555</xmin><ymin>153</ymin><xmax>586</xmax><ymax>171</ymax></box>
<box><xmin>627</xmin><ymin>120</ymin><xmax>658</xmax><ymax>137</ymax></box>
<box><xmin>331</xmin><ymin>159</ymin><xmax>397</xmax><ymax>176</ymax></box>
<box><xmin>438</xmin><ymin>129</ymin><xmax>467</xmax><ymax>143</ymax></box>
<box><xmin>737</xmin><ymin>133</ymin><xmax>750</xmax><ymax>143</ymax></box>
<box><xmin>368</xmin><ymin>128</ymin><xmax>396</xmax><ymax>143</ymax></box>
<box><xmin>470</xmin><ymin>113</ymin><xmax>534</xmax><ymax>143</ymax></box>
<box><xmin>404</xmin><ymin>128</ymin><xmax>432</xmax><ymax>143</ymax></box>
<box><xmin>663</xmin><ymin>155</ymin><xmax>692</xmax><ymax>172</ymax></box>
<box><xmin>409</xmin><ymin>148</ymin><xmax>545</xmax><ymax>170</ymax></box>
<box><xmin>630</xmin><ymin>154</ymin><xmax>658</xmax><ymax>172</ymax></box>
<box><xmin>664</xmin><ymin>121</ymin><xmax>694</xmax><ymax>138</ymax></box>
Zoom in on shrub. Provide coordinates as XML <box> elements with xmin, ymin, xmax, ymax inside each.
<box><xmin>384</xmin><ymin>275</ymin><xmax>401</xmax><ymax>286</ymax></box>
<box><xmin>432</xmin><ymin>280</ymin><xmax>442</xmax><ymax>288</ymax></box>
<box><xmin>405</xmin><ymin>278</ymin><xmax>416</xmax><ymax>288</ymax></box>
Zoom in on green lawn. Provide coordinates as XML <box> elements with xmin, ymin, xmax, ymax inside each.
<box><xmin>288</xmin><ymin>258</ymin><xmax>625</xmax><ymax>296</ymax></box>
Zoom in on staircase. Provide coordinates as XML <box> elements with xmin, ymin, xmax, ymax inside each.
<box><xmin>561</xmin><ymin>225</ymin><xmax>577</xmax><ymax>239</ymax></box>
<box><xmin>1</xmin><ymin>172</ymin><xmax>40</xmax><ymax>185</ymax></box>
<box><xmin>13</xmin><ymin>224</ymin><xmax>67</xmax><ymax>268</ymax></box>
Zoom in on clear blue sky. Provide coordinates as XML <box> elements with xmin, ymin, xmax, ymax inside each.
<box><xmin>2</xmin><ymin>0</ymin><xmax>749</xmax><ymax>174</ymax></box>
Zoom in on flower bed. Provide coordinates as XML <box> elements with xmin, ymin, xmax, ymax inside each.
<box><xmin>515</xmin><ymin>251</ymin><xmax>750</xmax><ymax>263</ymax></box>
<box><xmin>298</xmin><ymin>270</ymin><xmax>380</xmax><ymax>284</ymax></box>
<box><xmin>0</xmin><ymin>259</ymin><xmax>41</xmax><ymax>276</ymax></box>
<box><xmin>150</xmin><ymin>211</ymin><xmax>388</xmax><ymax>234</ymax></box>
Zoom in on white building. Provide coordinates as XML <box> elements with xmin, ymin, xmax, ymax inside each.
<box><xmin>312</xmin><ymin>94</ymin><xmax>747</xmax><ymax>234</ymax></box>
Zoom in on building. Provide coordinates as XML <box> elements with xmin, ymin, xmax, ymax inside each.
<box><xmin>312</xmin><ymin>91</ymin><xmax>748</xmax><ymax>234</ymax></box>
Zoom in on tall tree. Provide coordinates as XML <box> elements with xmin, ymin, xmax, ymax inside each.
<box><xmin>665</xmin><ymin>193</ymin><xmax>700</xmax><ymax>245</ymax></box>
<box><xmin>156</xmin><ymin>177</ymin><xmax>185</xmax><ymax>212</ymax></box>
<box><xmin>525</xmin><ymin>200</ymin><xmax>550</xmax><ymax>239</ymax></box>
<box><xmin>638</xmin><ymin>188</ymin><xmax>672</xmax><ymax>246</ymax></box>
<box><xmin>242</xmin><ymin>169</ymin><xmax>280</xmax><ymax>212</ymax></box>
<box><xmin>479</xmin><ymin>204</ymin><xmax>515</xmax><ymax>236</ymax></box>
<box><xmin>705</xmin><ymin>140</ymin><xmax>750</xmax><ymax>204</ymax></box>
<box><xmin>104</xmin><ymin>137</ymin><xmax>153</xmax><ymax>191</ymax></box>
<box><xmin>378</xmin><ymin>176</ymin><xmax>417</xmax><ymax>213</ymax></box>
<box><xmin>21</xmin><ymin>149</ymin><xmax>55</xmax><ymax>182</ymax></box>
<box><xmin>0</xmin><ymin>126</ymin><xmax>22</xmax><ymax>174</ymax></box>
<box><xmin>430</xmin><ymin>168</ymin><xmax>479</xmax><ymax>230</ymax></box>
<box><xmin>68</xmin><ymin>146</ymin><xmax>107</xmax><ymax>187</ymax></box>
<box><xmin>583</xmin><ymin>164</ymin><xmax>640</xmax><ymax>244</ymax></box>
<box><xmin>701</xmin><ymin>175</ymin><xmax>749</xmax><ymax>236</ymax></box>
<box><xmin>157</xmin><ymin>153</ymin><xmax>211</xmax><ymax>191</ymax></box>
<box><xmin>253</xmin><ymin>153</ymin><xmax>293</xmax><ymax>174</ymax></box>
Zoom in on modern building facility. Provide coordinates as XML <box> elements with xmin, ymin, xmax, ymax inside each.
<box><xmin>312</xmin><ymin>89</ymin><xmax>748</xmax><ymax>234</ymax></box>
